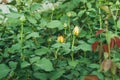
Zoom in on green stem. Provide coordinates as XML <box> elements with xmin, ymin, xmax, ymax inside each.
<box><xmin>64</xmin><ymin>28</ymin><xmax>67</xmax><ymax>36</ymax></box>
<box><xmin>88</xmin><ymin>24</ymin><xmax>93</xmax><ymax>35</ymax></box>
<box><xmin>20</xmin><ymin>22</ymin><xmax>24</xmax><ymax>60</ymax></box>
<box><xmin>84</xmin><ymin>51</ymin><xmax>86</xmax><ymax>57</ymax></box>
<box><xmin>71</xmin><ymin>36</ymin><xmax>76</xmax><ymax>61</ymax></box>
<box><xmin>115</xmin><ymin>5</ymin><xmax>119</xmax><ymax>34</ymax></box>
<box><xmin>68</xmin><ymin>17</ymin><xmax>71</xmax><ymax>32</ymax></box>
<box><xmin>105</xmin><ymin>20</ymin><xmax>111</xmax><ymax>59</ymax></box>
<box><xmin>55</xmin><ymin>48</ymin><xmax>60</xmax><ymax>59</ymax></box>
<box><xmin>99</xmin><ymin>8</ymin><xmax>102</xmax><ymax>29</ymax></box>
<box><xmin>51</xmin><ymin>10</ymin><xmax>54</xmax><ymax>21</ymax></box>
<box><xmin>99</xmin><ymin>5</ymin><xmax>103</xmax><ymax>63</ymax></box>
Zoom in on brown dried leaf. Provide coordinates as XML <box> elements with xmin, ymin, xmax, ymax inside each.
<box><xmin>84</xmin><ymin>75</ymin><xmax>99</xmax><ymax>80</ymax></box>
<box><xmin>101</xmin><ymin>59</ymin><xmax>112</xmax><ymax>72</ymax></box>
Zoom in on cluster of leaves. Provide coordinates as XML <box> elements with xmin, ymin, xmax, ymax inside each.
<box><xmin>0</xmin><ymin>0</ymin><xmax>120</xmax><ymax>80</ymax></box>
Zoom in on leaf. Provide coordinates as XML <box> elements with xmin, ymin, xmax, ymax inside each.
<box><xmin>100</xmin><ymin>6</ymin><xmax>111</xmax><ymax>14</ymax></box>
<box><xmin>9</xmin><ymin>61</ymin><xmax>17</xmax><ymax>70</ymax></box>
<box><xmin>10</xmin><ymin>43</ymin><xmax>21</xmax><ymax>53</ymax></box>
<box><xmin>0</xmin><ymin>64</ymin><xmax>10</xmax><ymax>79</ymax></box>
<box><xmin>35</xmin><ymin>58</ymin><xmax>53</xmax><ymax>71</ymax></box>
<box><xmin>78</xmin><ymin>43</ymin><xmax>91</xmax><ymax>51</ymax></box>
<box><xmin>96</xmin><ymin>29</ymin><xmax>104</xmax><ymax>37</ymax></box>
<box><xmin>111</xmin><ymin>62</ymin><xmax>117</xmax><ymax>75</ymax></box>
<box><xmin>101</xmin><ymin>59</ymin><xmax>112</xmax><ymax>72</ymax></box>
<box><xmin>30</xmin><ymin>56</ymin><xmax>40</xmax><ymax>64</ymax></box>
<box><xmin>89</xmin><ymin>64</ymin><xmax>100</xmax><ymax>69</ymax></box>
<box><xmin>68</xmin><ymin>60</ymin><xmax>78</xmax><ymax>68</ymax></box>
<box><xmin>84</xmin><ymin>75</ymin><xmax>99</xmax><ymax>80</ymax></box>
<box><xmin>92</xmin><ymin>71</ymin><xmax>104</xmax><ymax>80</ymax></box>
<box><xmin>104</xmin><ymin>52</ymin><xmax>109</xmax><ymax>59</ymax></box>
<box><xmin>26</xmin><ymin>32</ymin><xmax>39</xmax><ymax>39</ymax></box>
<box><xmin>33</xmin><ymin>72</ymin><xmax>47</xmax><ymax>80</ymax></box>
<box><xmin>52</xmin><ymin>43</ymin><xmax>63</xmax><ymax>48</ymax></box>
<box><xmin>47</xmin><ymin>20</ymin><xmax>63</xmax><ymax>29</ymax></box>
<box><xmin>49</xmin><ymin>69</ymin><xmax>65</xmax><ymax>80</ymax></box>
<box><xmin>31</xmin><ymin>3</ymin><xmax>41</xmax><ymax>11</ymax></box>
<box><xmin>114</xmin><ymin>36</ymin><xmax>120</xmax><ymax>48</ymax></box>
<box><xmin>21</xmin><ymin>61</ymin><xmax>30</xmax><ymax>68</ymax></box>
<box><xmin>27</xmin><ymin>16</ymin><xmax>37</xmax><ymax>24</ymax></box>
<box><xmin>107</xmin><ymin>31</ymin><xmax>114</xmax><ymax>44</ymax></box>
<box><xmin>35</xmin><ymin>47</ymin><xmax>49</xmax><ymax>56</ymax></box>
<box><xmin>103</xmin><ymin>44</ymin><xmax>109</xmax><ymax>53</ymax></box>
<box><xmin>6</xmin><ymin>13</ymin><xmax>21</xmax><ymax>18</ymax></box>
<box><xmin>92</xmin><ymin>41</ymin><xmax>99</xmax><ymax>52</ymax></box>
<box><xmin>117</xmin><ymin>20</ymin><xmax>120</xmax><ymax>28</ymax></box>
<box><xmin>110</xmin><ymin>38</ymin><xmax>115</xmax><ymax>49</ymax></box>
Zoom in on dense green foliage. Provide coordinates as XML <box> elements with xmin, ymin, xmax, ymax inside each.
<box><xmin>0</xmin><ymin>0</ymin><xmax>120</xmax><ymax>80</ymax></box>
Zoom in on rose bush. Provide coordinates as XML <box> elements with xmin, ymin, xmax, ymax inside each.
<box><xmin>0</xmin><ymin>0</ymin><xmax>120</xmax><ymax>80</ymax></box>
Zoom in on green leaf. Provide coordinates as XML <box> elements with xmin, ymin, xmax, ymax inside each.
<box><xmin>52</xmin><ymin>43</ymin><xmax>63</xmax><ymax>48</ymax></box>
<box><xmin>27</xmin><ymin>16</ymin><xmax>37</xmax><ymax>24</ymax></box>
<box><xmin>21</xmin><ymin>61</ymin><xmax>30</xmax><ymax>68</ymax></box>
<box><xmin>10</xmin><ymin>43</ymin><xmax>21</xmax><ymax>53</ymax></box>
<box><xmin>49</xmin><ymin>69</ymin><xmax>65</xmax><ymax>80</ymax></box>
<box><xmin>35</xmin><ymin>47</ymin><xmax>49</xmax><ymax>56</ymax></box>
<box><xmin>30</xmin><ymin>56</ymin><xmax>40</xmax><ymax>64</ymax></box>
<box><xmin>33</xmin><ymin>72</ymin><xmax>47</xmax><ymax>80</ymax></box>
<box><xmin>6</xmin><ymin>13</ymin><xmax>21</xmax><ymax>18</ymax></box>
<box><xmin>0</xmin><ymin>64</ymin><xmax>10</xmax><ymax>79</ymax></box>
<box><xmin>47</xmin><ymin>20</ymin><xmax>63</xmax><ymax>29</ymax></box>
<box><xmin>78</xmin><ymin>43</ymin><xmax>91</xmax><ymax>51</ymax></box>
<box><xmin>87</xmin><ymin>3</ymin><xmax>92</xmax><ymax>9</ymax></box>
<box><xmin>9</xmin><ymin>61</ymin><xmax>17</xmax><ymax>70</ymax></box>
<box><xmin>88</xmin><ymin>64</ymin><xmax>100</xmax><ymax>69</ymax></box>
<box><xmin>26</xmin><ymin>32</ymin><xmax>39</xmax><ymax>39</ymax></box>
<box><xmin>92</xmin><ymin>71</ymin><xmax>104</xmax><ymax>80</ymax></box>
<box><xmin>78</xmin><ymin>10</ymin><xmax>85</xmax><ymax>17</ymax></box>
<box><xmin>106</xmin><ymin>31</ymin><xmax>114</xmax><ymax>44</ymax></box>
<box><xmin>35</xmin><ymin>58</ymin><xmax>54</xmax><ymax>71</ymax></box>
<box><xmin>117</xmin><ymin>20</ymin><xmax>120</xmax><ymax>28</ymax></box>
<box><xmin>68</xmin><ymin>60</ymin><xmax>78</xmax><ymax>67</ymax></box>
<box><xmin>31</xmin><ymin>3</ymin><xmax>41</xmax><ymax>11</ymax></box>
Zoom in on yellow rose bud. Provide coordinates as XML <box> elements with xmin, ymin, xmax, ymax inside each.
<box><xmin>73</xmin><ymin>26</ymin><xmax>79</xmax><ymax>36</ymax></box>
<box><xmin>52</xmin><ymin>7</ymin><xmax>55</xmax><ymax>11</ymax></box>
<box><xmin>57</xmin><ymin>35</ymin><xmax>64</xmax><ymax>43</ymax></box>
<box><xmin>64</xmin><ymin>23</ymin><xmax>67</xmax><ymax>28</ymax></box>
<box><xmin>67</xmin><ymin>12</ymin><xmax>72</xmax><ymax>17</ymax></box>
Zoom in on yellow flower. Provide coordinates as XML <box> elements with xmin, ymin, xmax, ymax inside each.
<box><xmin>67</xmin><ymin>12</ymin><xmax>72</xmax><ymax>17</ymax></box>
<box><xmin>57</xmin><ymin>35</ymin><xmax>64</xmax><ymax>43</ymax></box>
<box><xmin>73</xmin><ymin>26</ymin><xmax>79</xmax><ymax>36</ymax></box>
<box><xmin>64</xmin><ymin>23</ymin><xmax>67</xmax><ymax>28</ymax></box>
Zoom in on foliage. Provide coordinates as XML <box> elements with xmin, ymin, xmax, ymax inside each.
<box><xmin>0</xmin><ymin>0</ymin><xmax>120</xmax><ymax>80</ymax></box>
